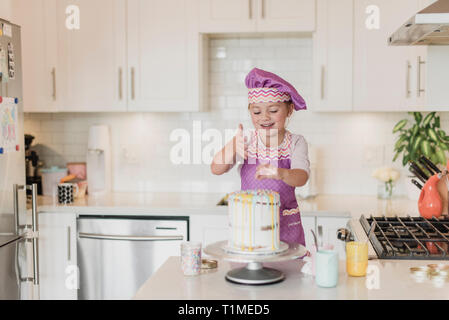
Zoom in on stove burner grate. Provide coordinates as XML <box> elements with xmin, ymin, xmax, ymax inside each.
<box><xmin>360</xmin><ymin>215</ymin><xmax>449</xmax><ymax>260</ymax></box>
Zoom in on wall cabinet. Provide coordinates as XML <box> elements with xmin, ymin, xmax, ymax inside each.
<box><xmin>55</xmin><ymin>0</ymin><xmax>127</xmax><ymax>112</ymax></box>
<box><xmin>39</xmin><ymin>213</ymin><xmax>77</xmax><ymax>300</ymax></box>
<box><xmin>312</xmin><ymin>0</ymin><xmax>353</xmax><ymax>111</ymax></box>
<box><xmin>11</xmin><ymin>0</ymin><xmax>59</xmax><ymax>112</ymax></box>
<box><xmin>353</xmin><ymin>0</ymin><xmax>425</xmax><ymax>111</ymax></box>
<box><xmin>14</xmin><ymin>0</ymin><xmax>203</xmax><ymax>112</ymax></box>
<box><xmin>127</xmin><ymin>0</ymin><xmax>201</xmax><ymax>112</ymax></box>
<box><xmin>199</xmin><ymin>0</ymin><xmax>315</xmax><ymax>33</ymax></box>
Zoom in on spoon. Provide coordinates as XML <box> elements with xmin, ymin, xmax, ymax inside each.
<box><xmin>311</xmin><ymin>229</ymin><xmax>318</xmax><ymax>250</ymax></box>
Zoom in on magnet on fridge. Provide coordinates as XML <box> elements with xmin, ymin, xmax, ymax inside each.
<box><xmin>14</xmin><ymin>98</ymin><xmax>18</xmax><ymax>104</ymax></box>
<box><xmin>0</xmin><ymin>148</ymin><xmax>3</xmax><ymax>154</ymax></box>
<box><xmin>15</xmin><ymin>145</ymin><xmax>19</xmax><ymax>151</ymax></box>
<box><xmin>0</xmin><ymin>96</ymin><xmax>3</xmax><ymax>103</ymax></box>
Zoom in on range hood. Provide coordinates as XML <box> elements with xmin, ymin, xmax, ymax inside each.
<box><xmin>389</xmin><ymin>0</ymin><xmax>449</xmax><ymax>45</ymax></box>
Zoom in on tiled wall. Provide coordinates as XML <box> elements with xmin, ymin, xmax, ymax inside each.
<box><xmin>24</xmin><ymin>35</ymin><xmax>449</xmax><ymax>196</ymax></box>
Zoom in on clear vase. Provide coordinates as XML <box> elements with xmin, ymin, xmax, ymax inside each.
<box><xmin>377</xmin><ymin>181</ymin><xmax>394</xmax><ymax>199</ymax></box>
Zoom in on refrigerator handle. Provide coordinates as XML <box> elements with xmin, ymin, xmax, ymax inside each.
<box><xmin>27</xmin><ymin>184</ymin><xmax>39</xmax><ymax>286</ymax></box>
<box><xmin>13</xmin><ymin>184</ymin><xmax>25</xmax><ymax>235</ymax></box>
<box><xmin>13</xmin><ymin>184</ymin><xmax>40</xmax><ymax>287</ymax></box>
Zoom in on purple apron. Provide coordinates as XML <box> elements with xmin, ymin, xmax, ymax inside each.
<box><xmin>240</xmin><ymin>131</ymin><xmax>305</xmax><ymax>246</ymax></box>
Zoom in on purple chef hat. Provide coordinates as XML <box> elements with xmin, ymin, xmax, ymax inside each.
<box><xmin>245</xmin><ymin>68</ymin><xmax>307</xmax><ymax>111</ymax></box>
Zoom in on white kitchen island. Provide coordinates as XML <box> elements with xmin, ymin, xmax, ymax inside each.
<box><xmin>134</xmin><ymin>256</ymin><xmax>449</xmax><ymax>300</ymax></box>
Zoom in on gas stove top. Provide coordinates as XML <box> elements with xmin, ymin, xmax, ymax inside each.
<box><xmin>360</xmin><ymin>215</ymin><xmax>449</xmax><ymax>260</ymax></box>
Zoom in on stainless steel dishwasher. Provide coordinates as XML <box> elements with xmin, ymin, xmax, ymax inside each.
<box><xmin>77</xmin><ymin>215</ymin><xmax>189</xmax><ymax>300</ymax></box>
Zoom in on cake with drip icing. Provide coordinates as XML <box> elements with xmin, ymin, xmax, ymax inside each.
<box><xmin>227</xmin><ymin>190</ymin><xmax>280</xmax><ymax>252</ymax></box>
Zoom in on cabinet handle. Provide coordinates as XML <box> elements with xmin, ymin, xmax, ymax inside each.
<box><xmin>320</xmin><ymin>65</ymin><xmax>325</xmax><ymax>100</ymax></box>
<box><xmin>417</xmin><ymin>56</ymin><xmax>426</xmax><ymax>97</ymax></box>
<box><xmin>51</xmin><ymin>68</ymin><xmax>56</xmax><ymax>101</ymax></box>
<box><xmin>79</xmin><ymin>232</ymin><xmax>184</xmax><ymax>241</ymax></box>
<box><xmin>249</xmin><ymin>0</ymin><xmax>252</xmax><ymax>19</ymax></box>
<box><xmin>131</xmin><ymin>67</ymin><xmax>135</xmax><ymax>100</ymax></box>
<box><xmin>261</xmin><ymin>0</ymin><xmax>265</xmax><ymax>19</ymax></box>
<box><xmin>118</xmin><ymin>67</ymin><xmax>123</xmax><ymax>101</ymax></box>
<box><xmin>406</xmin><ymin>61</ymin><xmax>411</xmax><ymax>98</ymax></box>
<box><xmin>67</xmin><ymin>226</ymin><xmax>71</xmax><ymax>261</ymax></box>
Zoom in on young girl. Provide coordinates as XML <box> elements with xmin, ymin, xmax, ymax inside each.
<box><xmin>211</xmin><ymin>68</ymin><xmax>310</xmax><ymax>247</ymax></box>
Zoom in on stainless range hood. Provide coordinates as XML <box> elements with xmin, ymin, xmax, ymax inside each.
<box><xmin>389</xmin><ymin>0</ymin><xmax>449</xmax><ymax>45</ymax></box>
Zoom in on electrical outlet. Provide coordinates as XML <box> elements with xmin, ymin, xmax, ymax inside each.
<box><xmin>122</xmin><ymin>146</ymin><xmax>141</xmax><ymax>164</ymax></box>
<box><xmin>363</xmin><ymin>145</ymin><xmax>384</xmax><ymax>167</ymax></box>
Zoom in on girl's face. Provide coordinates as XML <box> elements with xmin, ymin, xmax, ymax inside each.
<box><xmin>249</xmin><ymin>102</ymin><xmax>293</xmax><ymax>136</ymax></box>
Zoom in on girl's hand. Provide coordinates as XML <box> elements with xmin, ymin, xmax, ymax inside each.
<box><xmin>235</xmin><ymin>124</ymin><xmax>248</xmax><ymax>160</ymax></box>
<box><xmin>255</xmin><ymin>163</ymin><xmax>282</xmax><ymax>180</ymax></box>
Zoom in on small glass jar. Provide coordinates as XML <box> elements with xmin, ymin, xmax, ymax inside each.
<box><xmin>180</xmin><ymin>242</ymin><xmax>202</xmax><ymax>276</ymax></box>
<box><xmin>377</xmin><ymin>180</ymin><xmax>395</xmax><ymax>199</ymax></box>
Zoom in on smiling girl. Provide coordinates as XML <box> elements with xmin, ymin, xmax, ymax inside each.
<box><xmin>211</xmin><ymin>68</ymin><xmax>310</xmax><ymax>246</ymax></box>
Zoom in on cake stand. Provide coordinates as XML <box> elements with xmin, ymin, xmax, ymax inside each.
<box><xmin>204</xmin><ymin>241</ymin><xmax>307</xmax><ymax>285</ymax></box>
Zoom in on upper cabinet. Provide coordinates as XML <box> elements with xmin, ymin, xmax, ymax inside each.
<box><xmin>199</xmin><ymin>0</ymin><xmax>315</xmax><ymax>33</ymax></box>
<box><xmin>352</xmin><ymin>0</ymin><xmax>425</xmax><ymax>111</ymax></box>
<box><xmin>199</xmin><ymin>0</ymin><xmax>257</xmax><ymax>33</ymax></box>
<box><xmin>55</xmin><ymin>0</ymin><xmax>127</xmax><ymax>112</ymax></box>
<box><xmin>257</xmin><ymin>0</ymin><xmax>316</xmax><ymax>32</ymax></box>
<box><xmin>127</xmin><ymin>0</ymin><xmax>201</xmax><ymax>112</ymax></box>
<box><xmin>15</xmin><ymin>0</ymin><xmax>202</xmax><ymax>112</ymax></box>
<box><xmin>11</xmin><ymin>0</ymin><xmax>59</xmax><ymax>112</ymax></box>
<box><xmin>312</xmin><ymin>0</ymin><xmax>353</xmax><ymax>111</ymax></box>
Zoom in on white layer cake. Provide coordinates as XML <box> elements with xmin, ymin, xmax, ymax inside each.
<box><xmin>228</xmin><ymin>190</ymin><xmax>280</xmax><ymax>252</ymax></box>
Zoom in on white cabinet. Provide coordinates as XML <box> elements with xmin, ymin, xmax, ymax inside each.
<box><xmin>353</xmin><ymin>0</ymin><xmax>422</xmax><ymax>111</ymax></box>
<box><xmin>55</xmin><ymin>0</ymin><xmax>127</xmax><ymax>112</ymax></box>
<box><xmin>39</xmin><ymin>213</ymin><xmax>77</xmax><ymax>300</ymax></box>
<box><xmin>11</xmin><ymin>0</ymin><xmax>59</xmax><ymax>112</ymax></box>
<box><xmin>199</xmin><ymin>0</ymin><xmax>315</xmax><ymax>33</ymax></box>
<box><xmin>312</xmin><ymin>0</ymin><xmax>353</xmax><ymax>111</ymax></box>
<box><xmin>127</xmin><ymin>0</ymin><xmax>202</xmax><ymax>112</ymax></box>
<box><xmin>316</xmin><ymin>216</ymin><xmax>350</xmax><ymax>259</ymax></box>
<box><xmin>190</xmin><ymin>214</ymin><xmax>228</xmax><ymax>247</ymax></box>
<box><xmin>15</xmin><ymin>0</ymin><xmax>202</xmax><ymax>112</ymax></box>
<box><xmin>199</xmin><ymin>0</ymin><xmax>257</xmax><ymax>33</ymax></box>
<box><xmin>256</xmin><ymin>0</ymin><xmax>316</xmax><ymax>32</ymax></box>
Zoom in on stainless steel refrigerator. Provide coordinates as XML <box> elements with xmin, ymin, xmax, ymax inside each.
<box><xmin>0</xmin><ymin>19</ymin><xmax>39</xmax><ymax>300</ymax></box>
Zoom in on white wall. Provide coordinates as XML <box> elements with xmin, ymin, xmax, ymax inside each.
<box><xmin>24</xmin><ymin>35</ymin><xmax>449</xmax><ymax>196</ymax></box>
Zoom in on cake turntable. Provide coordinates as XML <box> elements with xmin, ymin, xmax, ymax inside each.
<box><xmin>204</xmin><ymin>240</ymin><xmax>307</xmax><ymax>285</ymax></box>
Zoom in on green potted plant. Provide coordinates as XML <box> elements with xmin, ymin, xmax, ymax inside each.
<box><xmin>393</xmin><ymin>112</ymin><xmax>449</xmax><ymax>200</ymax></box>
<box><xmin>393</xmin><ymin>112</ymin><xmax>449</xmax><ymax>167</ymax></box>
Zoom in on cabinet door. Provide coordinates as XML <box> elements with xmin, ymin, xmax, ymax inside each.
<box><xmin>256</xmin><ymin>0</ymin><xmax>315</xmax><ymax>32</ymax></box>
<box><xmin>353</xmin><ymin>0</ymin><xmax>420</xmax><ymax>111</ymax></box>
<box><xmin>199</xmin><ymin>0</ymin><xmax>257</xmax><ymax>33</ymax></box>
<box><xmin>39</xmin><ymin>213</ymin><xmax>77</xmax><ymax>300</ymax></box>
<box><xmin>312</xmin><ymin>0</ymin><xmax>353</xmax><ymax>111</ymax></box>
<box><xmin>127</xmin><ymin>0</ymin><xmax>201</xmax><ymax>112</ymax></box>
<box><xmin>316</xmin><ymin>217</ymin><xmax>350</xmax><ymax>259</ymax></box>
<box><xmin>55</xmin><ymin>0</ymin><xmax>127</xmax><ymax>112</ymax></box>
<box><xmin>11</xmin><ymin>0</ymin><xmax>58</xmax><ymax>112</ymax></box>
<box><xmin>189</xmin><ymin>214</ymin><xmax>228</xmax><ymax>248</ymax></box>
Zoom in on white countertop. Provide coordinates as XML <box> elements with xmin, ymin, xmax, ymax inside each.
<box><xmin>35</xmin><ymin>192</ymin><xmax>419</xmax><ymax>219</ymax></box>
<box><xmin>134</xmin><ymin>256</ymin><xmax>449</xmax><ymax>300</ymax></box>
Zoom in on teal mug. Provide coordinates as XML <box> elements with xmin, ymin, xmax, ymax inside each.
<box><xmin>315</xmin><ymin>250</ymin><xmax>339</xmax><ymax>288</ymax></box>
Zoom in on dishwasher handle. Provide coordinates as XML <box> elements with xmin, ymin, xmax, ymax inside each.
<box><xmin>78</xmin><ymin>232</ymin><xmax>184</xmax><ymax>242</ymax></box>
